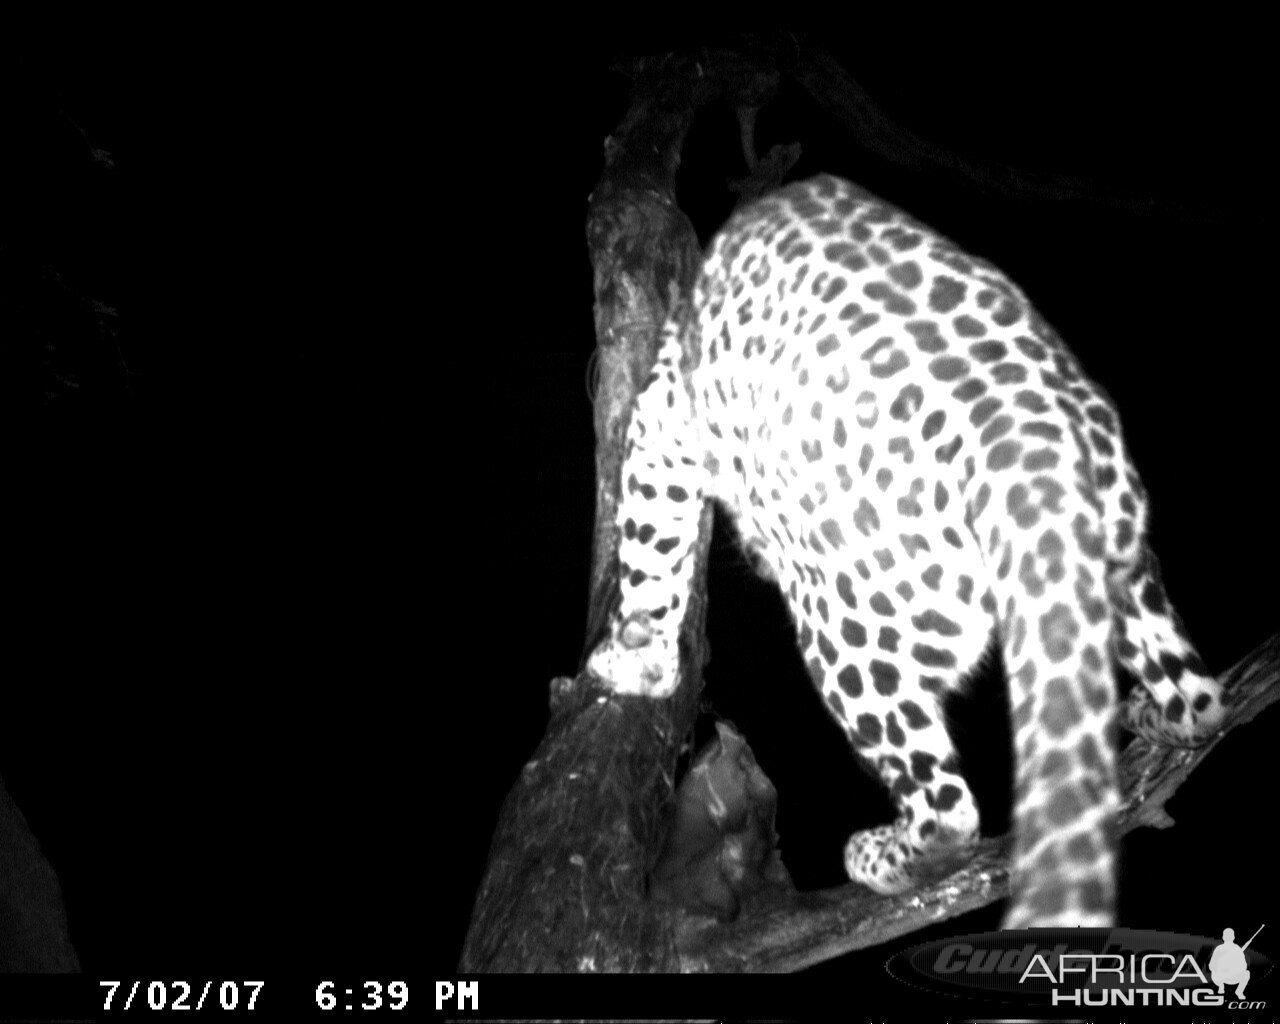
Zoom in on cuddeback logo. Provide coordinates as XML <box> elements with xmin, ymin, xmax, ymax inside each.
<box><xmin>885</xmin><ymin>926</ymin><xmax>1271</xmax><ymax>1009</ymax></box>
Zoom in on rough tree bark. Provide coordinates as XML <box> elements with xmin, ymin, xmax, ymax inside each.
<box><xmin>460</xmin><ymin>54</ymin><xmax>713</xmax><ymax>974</ymax></box>
<box><xmin>459</xmin><ymin>41</ymin><xmax>1279</xmax><ymax>974</ymax></box>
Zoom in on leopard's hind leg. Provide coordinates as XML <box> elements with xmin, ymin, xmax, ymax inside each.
<box><xmin>1112</xmin><ymin>544</ymin><xmax>1225</xmax><ymax>746</ymax></box>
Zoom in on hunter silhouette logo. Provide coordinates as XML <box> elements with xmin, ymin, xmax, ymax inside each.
<box><xmin>1210</xmin><ymin>924</ymin><xmax>1263</xmax><ymax>999</ymax></box>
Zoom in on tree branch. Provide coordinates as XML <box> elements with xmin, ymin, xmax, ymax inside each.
<box><xmin>671</xmin><ymin>634</ymin><xmax>1280</xmax><ymax>972</ymax></box>
<box><xmin>789</xmin><ymin>43</ymin><xmax>1219</xmax><ymax>224</ymax></box>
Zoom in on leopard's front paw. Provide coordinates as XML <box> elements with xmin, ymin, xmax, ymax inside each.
<box><xmin>586</xmin><ymin>612</ymin><xmax>681</xmax><ymax>697</ymax></box>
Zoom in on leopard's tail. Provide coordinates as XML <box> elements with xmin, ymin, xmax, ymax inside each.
<box><xmin>983</xmin><ymin>497</ymin><xmax>1121</xmax><ymax>929</ymax></box>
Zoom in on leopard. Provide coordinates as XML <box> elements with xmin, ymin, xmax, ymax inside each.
<box><xmin>586</xmin><ymin>174</ymin><xmax>1226</xmax><ymax>928</ymax></box>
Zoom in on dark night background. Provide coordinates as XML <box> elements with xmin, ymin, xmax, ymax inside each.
<box><xmin>4</xmin><ymin>20</ymin><xmax>1276</xmax><ymax>1012</ymax></box>
<box><xmin>3</xmin><ymin>28</ymin><xmax>416</xmax><ymax>976</ymax></box>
